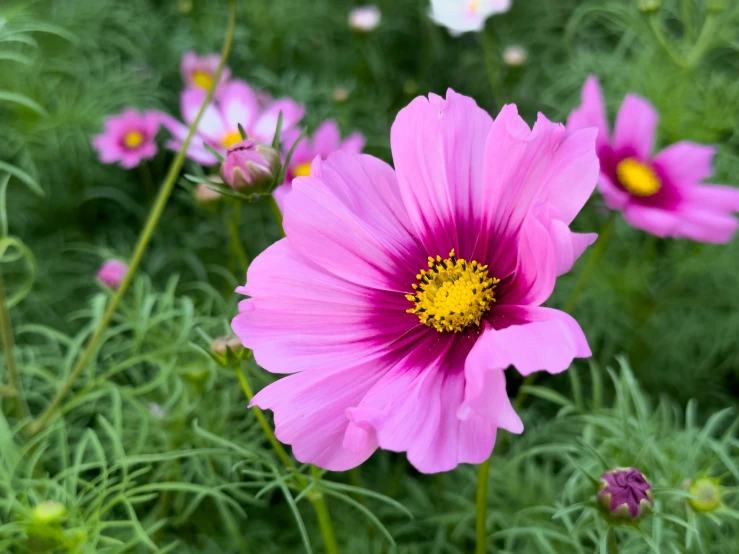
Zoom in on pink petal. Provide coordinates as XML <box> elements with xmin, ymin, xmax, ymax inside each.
<box><xmin>598</xmin><ymin>171</ymin><xmax>630</xmax><ymax>210</ymax></box>
<box><xmin>566</xmin><ymin>75</ymin><xmax>610</xmax><ymax>151</ymax></box>
<box><xmin>390</xmin><ymin>89</ymin><xmax>493</xmax><ymax>256</ymax></box>
<box><xmin>624</xmin><ymin>202</ymin><xmax>739</xmax><ymax>243</ymax></box>
<box><xmin>681</xmin><ymin>183</ymin><xmax>739</xmax><ymax>213</ymax></box>
<box><xmin>346</xmin><ymin>333</ymin><xmax>500</xmax><ymax>473</ymax></box>
<box><xmin>250</xmin><ymin>363</ymin><xmax>382</xmax><ymax>471</ymax></box>
<box><xmin>252</xmin><ymin>98</ymin><xmax>305</xmax><ymax>143</ymax></box>
<box><xmin>283</xmin><ymin>152</ymin><xmax>423</xmax><ymax>290</ymax></box>
<box><xmin>181</xmin><ymin>88</ymin><xmax>225</xmax><ymax>142</ymax></box>
<box><xmin>232</xmin><ymin>239</ymin><xmax>416</xmax><ymax>375</ymax></box>
<box><xmin>340</xmin><ymin>131</ymin><xmax>366</xmax><ymax>154</ymax></box>
<box><xmin>312</xmin><ymin>120</ymin><xmax>341</xmax><ymax>156</ymax></box>
<box><xmin>480</xmin><ymin>305</ymin><xmax>592</xmax><ymax>376</ymax></box>
<box><xmin>220</xmin><ymin>80</ymin><xmax>259</xmax><ymax>132</ymax></box>
<box><xmin>612</xmin><ymin>94</ymin><xmax>658</xmax><ymax>161</ymax></box>
<box><xmin>652</xmin><ymin>141</ymin><xmax>716</xmax><ymax>189</ymax></box>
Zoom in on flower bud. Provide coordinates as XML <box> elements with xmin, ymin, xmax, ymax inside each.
<box><xmin>637</xmin><ymin>0</ymin><xmax>660</xmax><ymax>13</ymax></box>
<box><xmin>707</xmin><ymin>0</ymin><xmax>727</xmax><ymax>13</ymax></box>
<box><xmin>32</xmin><ymin>501</ymin><xmax>67</xmax><ymax>525</ymax></box>
<box><xmin>148</xmin><ymin>402</ymin><xmax>167</xmax><ymax>420</ymax></box>
<box><xmin>597</xmin><ymin>468</ymin><xmax>653</xmax><ymax>521</ymax></box>
<box><xmin>211</xmin><ymin>335</ymin><xmax>246</xmax><ymax>366</ymax></box>
<box><xmin>687</xmin><ymin>477</ymin><xmax>721</xmax><ymax>512</ymax></box>
<box><xmin>349</xmin><ymin>6</ymin><xmax>381</xmax><ymax>32</ymax></box>
<box><xmin>97</xmin><ymin>260</ymin><xmax>128</xmax><ymax>290</ymax></box>
<box><xmin>194</xmin><ymin>182</ymin><xmax>222</xmax><ymax>206</ymax></box>
<box><xmin>220</xmin><ymin>139</ymin><xmax>279</xmax><ymax>192</ymax></box>
<box><xmin>503</xmin><ymin>46</ymin><xmax>528</xmax><ymax>67</ymax></box>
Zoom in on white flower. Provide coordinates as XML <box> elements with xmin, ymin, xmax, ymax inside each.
<box><xmin>503</xmin><ymin>45</ymin><xmax>527</xmax><ymax>66</ymax></box>
<box><xmin>349</xmin><ymin>5</ymin><xmax>381</xmax><ymax>32</ymax></box>
<box><xmin>429</xmin><ymin>0</ymin><xmax>512</xmax><ymax>36</ymax></box>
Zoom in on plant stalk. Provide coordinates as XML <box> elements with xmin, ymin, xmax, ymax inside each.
<box><xmin>475</xmin><ymin>457</ymin><xmax>491</xmax><ymax>554</ymax></box>
<box><xmin>29</xmin><ymin>0</ymin><xmax>238</xmax><ymax>435</ymax></box>
<box><xmin>0</xmin><ymin>269</ymin><xmax>28</xmax><ymax>419</ymax></box>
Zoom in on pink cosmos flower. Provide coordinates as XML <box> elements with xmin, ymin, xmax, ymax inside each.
<box><xmin>348</xmin><ymin>6</ymin><xmax>381</xmax><ymax>32</ymax></box>
<box><xmin>232</xmin><ymin>90</ymin><xmax>598</xmax><ymax>473</ymax></box>
<box><xmin>92</xmin><ymin>109</ymin><xmax>159</xmax><ymax>169</ymax></box>
<box><xmin>273</xmin><ymin>120</ymin><xmax>365</xmax><ymax>208</ymax></box>
<box><xmin>97</xmin><ymin>260</ymin><xmax>128</xmax><ymax>289</ymax></box>
<box><xmin>159</xmin><ymin>79</ymin><xmax>304</xmax><ymax>166</ymax></box>
<box><xmin>429</xmin><ymin>0</ymin><xmax>512</xmax><ymax>36</ymax></box>
<box><xmin>180</xmin><ymin>51</ymin><xmax>231</xmax><ymax>94</ymax></box>
<box><xmin>568</xmin><ymin>76</ymin><xmax>739</xmax><ymax>243</ymax></box>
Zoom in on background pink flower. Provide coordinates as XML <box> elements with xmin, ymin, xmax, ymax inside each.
<box><xmin>97</xmin><ymin>259</ymin><xmax>128</xmax><ymax>289</ymax></box>
<box><xmin>180</xmin><ymin>51</ymin><xmax>231</xmax><ymax>94</ymax></box>
<box><xmin>92</xmin><ymin>109</ymin><xmax>159</xmax><ymax>168</ymax></box>
<box><xmin>273</xmin><ymin>120</ymin><xmax>365</xmax><ymax>208</ymax></box>
<box><xmin>233</xmin><ymin>90</ymin><xmax>598</xmax><ymax>473</ymax></box>
<box><xmin>159</xmin><ymin>79</ymin><xmax>304</xmax><ymax>166</ymax></box>
<box><xmin>568</xmin><ymin>76</ymin><xmax>739</xmax><ymax>243</ymax></box>
<box><xmin>429</xmin><ymin>0</ymin><xmax>512</xmax><ymax>36</ymax></box>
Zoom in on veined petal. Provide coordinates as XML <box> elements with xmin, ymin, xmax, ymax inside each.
<box><xmin>220</xmin><ymin>80</ymin><xmax>260</xmax><ymax>132</ymax></box>
<box><xmin>612</xmin><ymin>94</ymin><xmax>658</xmax><ymax>161</ymax></box>
<box><xmin>652</xmin><ymin>141</ymin><xmax>716</xmax><ymax>189</ymax></box>
<box><xmin>566</xmin><ymin>75</ymin><xmax>610</xmax><ymax>152</ymax></box>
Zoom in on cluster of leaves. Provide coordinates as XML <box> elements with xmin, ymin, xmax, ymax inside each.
<box><xmin>0</xmin><ymin>0</ymin><xmax>738</xmax><ymax>552</ymax></box>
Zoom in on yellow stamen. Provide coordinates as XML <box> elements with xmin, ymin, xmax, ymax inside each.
<box><xmin>123</xmin><ymin>130</ymin><xmax>144</xmax><ymax>149</ymax></box>
<box><xmin>293</xmin><ymin>162</ymin><xmax>312</xmax><ymax>178</ymax></box>
<box><xmin>406</xmin><ymin>249</ymin><xmax>499</xmax><ymax>333</ymax></box>
<box><xmin>468</xmin><ymin>0</ymin><xmax>480</xmax><ymax>15</ymax></box>
<box><xmin>222</xmin><ymin>131</ymin><xmax>243</xmax><ymax>148</ymax></box>
<box><xmin>192</xmin><ymin>70</ymin><xmax>215</xmax><ymax>91</ymax></box>
<box><xmin>617</xmin><ymin>158</ymin><xmax>661</xmax><ymax>197</ymax></box>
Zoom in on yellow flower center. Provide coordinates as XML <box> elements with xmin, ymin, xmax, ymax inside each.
<box><xmin>192</xmin><ymin>70</ymin><xmax>215</xmax><ymax>91</ymax></box>
<box><xmin>616</xmin><ymin>158</ymin><xmax>661</xmax><ymax>197</ymax></box>
<box><xmin>222</xmin><ymin>131</ymin><xmax>243</xmax><ymax>148</ymax></box>
<box><xmin>293</xmin><ymin>162</ymin><xmax>312</xmax><ymax>178</ymax></box>
<box><xmin>123</xmin><ymin>130</ymin><xmax>144</xmax><ymax>149</ymax></box>
<box><xmin>406</xmin><ymin>249</ymin><xmax>499</xmax><ymax>333</ymax></box>
<box><xmin>467</xmin><ymin>0</ymin><xmax>480</xmax><ymax>14</ymax></box>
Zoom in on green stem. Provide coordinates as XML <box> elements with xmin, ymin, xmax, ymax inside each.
<box><xmin>228</xmin><ymin>200</ymin><xmax>249</xmax><ymax>275</ymax></box>
<box><xmin>607</xmin><ymin>527</ymin><xmax>619</xmax><ymax>554</ymax></box>
<box><xmin>28</xmin><ymin>0</ymin><xmax>238</xmax><ymax>436</ymax></box>
<box><xmin>475</xmin><ymin>457</ymin><xmax>491</xmax><ymax>554</ymax></box>
<box><xmin>268</xmin><ymin>196</ymin><xmax>284</xmax><ymax>236</ymax></box>
<box><xmin>0</xmin><ymin>269</ymin><xmax>28</xmax><ymax>419</ymax></box>
<box><xmin>311</xmin><ymin>465</ymin><xmax>340</xmax><ymax>554</ymax></box>
<box><xmin>237</xmin><ymin>361</ymin><xmax>340</xmax><ymax>553</ymax></box>
<box><xmin>235</xmin><ymin>363</ymin><xmax>293</xmax><ymax>469</ymax></box>
<box><xmin>648</xmin><ymin>14</ymin><xmax>688</xmax><ymax>69</ymax></box>
<box><xmin>480</xmin><ymin>24</ymin><xmax>505</xmax><ymax>108</ymax></box>
<box><xmin>686</xmin><ymin>14</ymin><xmax>717</xmax><ymax>68</ymax></box>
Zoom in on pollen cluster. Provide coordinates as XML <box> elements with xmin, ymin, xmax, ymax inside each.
<box><xmin>123</xmin><ymin>131</ymin><xmax>144</xmax><ymax>149</ymax></box>
<box><xmin>616</xmin><ymin>158</ymin><xmax>661</xmax><ymax>197</ymax></box>
<box><xmin>406</xmin><ymin>249</ymin><xmax>499</xmax><ymax>333</ymax></box>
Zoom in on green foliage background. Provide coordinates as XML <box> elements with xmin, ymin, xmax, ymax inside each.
<box><xmin>0</xmin><ymin>0</ymin><xmax>738</xmax><ymax>552</ymax></box>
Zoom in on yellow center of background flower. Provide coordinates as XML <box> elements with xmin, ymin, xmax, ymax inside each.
<box><xmin>617</xmin><ymin>158</ymin><xmax>661</xmax><ymax>197</ymax></box>
<box><xmin>192</xmin><ymin>70</ymin><xmax>214</xmax><ymax>90</ymax></box>
<box><xmin>406</xmin><ymin>249</ymin><xmax>499</xmax><ymax>333</ymax></box>
<box><xmin>123</xmin><ymin>131</ymin><xmax>144</xmax><ymax>149</ymax></box>
<box><xmin>222</xmin><ymin>131</ymin><xmax>243</xmax><ymax>148</ymax></box>
<box><xmin>293</xmin><ymin>162</ymin><xmax>312</xmax><ymax>178</ymax></box>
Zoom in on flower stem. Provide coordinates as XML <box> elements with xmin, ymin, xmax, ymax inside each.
<box><xmin>228</xmin><ymin>200</ymin><xmax>249</xmax><ymax>275</ymax></box>
<box><xmin>268</xmin><ymin>196</ymin><xmax>284</xmax><ymax>236</ymax></box>
<box><xmin>475</xmin><ymin>457</ymin><xmax>491</xmax><ymax>554</ymax></box>
<box><xmin>236</xmin><ymin>361</ymin><xmax>341</xmax><ymax>553</ymax></box>
<box><xmin>607</xmin><ymin>527</ymin><xmax>619</xmax><ymax>554</ymax></box>
<box><xmin>686</xmin><ymin>14</ymin><xmax>717</xmax><ymax>69</ymax></box>
<box><xmin>311</xmin><ymin>465</ymin><xmax>340</xmax><ymax>554</ymax></box>
<box><xmin>235</xmin><ymin>363</ymin><xmax>293</xmax><ymax>469</ymax></box>
<box><xmin>0</xmin><ymin>269</ymin><xmax>28</xmax><ymax>419</ymax></box>
<box><xmin>28</xmin><ymin>0</ymin><xmax>238</xmax><ymax>436</ymax></box>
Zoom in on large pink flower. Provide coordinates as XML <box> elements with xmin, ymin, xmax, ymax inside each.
<box><xmin>233</xmin><ymin>90</ymin><xmax>598</xmax><ymax>473</ymax></box>
<box><xmin>273</xmin><ymin>120</ymin><xmax>365</xmax><ymax>208</ymax></box>
<box><xmin>180</xmin><ymin>51</ymin><xmax>231</xmax><ymax>94</ymax></box>
<box><xmin>92</xmin><ymin>109</ymin><xmax>159</xmax><ymax>168</ymax></box>
<box><xmin>568</xmin><ymin>76</ymin><xmax>739</xmax><ymax>243</ymax></box>
<box><xmin>159</xmin><ymin>79</ymin><xmax>304</xmax><ymax>166</ymax></box>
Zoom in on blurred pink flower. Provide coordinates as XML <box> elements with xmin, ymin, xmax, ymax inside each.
<box><xmin>97</xmin><ymin>260</ymin><xmax>128</xmax><ymax>289</ymax></box>
<box><xmin>232</xmin><ymin>90</ymin><xmax>597</xmax><ymax>473</ymax></box>
<box><xmin>159</xmin><ymin>79</ymin><xmax>304</xmax><ymax>166</ymax></box>
<box><xmin>568</xmin><ymin>76</ymin><xmax>739</xmax><ymax>243</ymax></box>
<box><xmin>349</xmin><ymin>6</ymin><xmax>381</xmax><ymax>32</ymax></box>
<box><xmin>180</xmin><ymin>51</ymin><xmax>231</xmax><ymax>94</ymax></box>
<box><xmin>92</xmin><ymin>109</ymin><xmax>159</xmax><ymax>168</ymax></box>
<box><xmin>273</xmin><ymin>120</ymin><xmax>365</xmax><ymax>208</ymax></box>
<box><xmin>429</xmin><ymin>0</ymin><xmax>512</xmax><ymax>36</ymax></box>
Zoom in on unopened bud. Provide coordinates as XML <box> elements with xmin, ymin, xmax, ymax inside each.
<box><xmin>637</xmin><ymin>0</ymin><xmax>661</xmax><ymax>13</ymax></box>
<box><xmin>332</xmin><ymin>87</ymin><xmax>350</xmax><ymax>102</ymax></box>
<box><xmin>687</xmin><ymin>477</ymin><xmax>721</xmax><ymax>512</ymax></box>
<box><xmin>597</xmin><ymin>468</ymin><xmax>653</xmax><ymax>521</ymax></box>
<box><xmin>211</xmin><ymin>335</ymin><xmax>246</xmax><ymax>366</ymax></box>
<box><xmin>707</xmin><ymin>0</ymin><xmax>727</xmax><ymax>13</ymax></box>
<box><xmin>503</xmin><ymin>45</ymin><xmax>527</xmax><ymax>67</ymax></box>
<box><xmin>32</xmin><ymin>501</ymin><xmax>67</xmax><ymax>525</ymax></box>
<box><xmin>220</xmin><ymin>139</ymin><xmax>280</xmax><ymax>192</ymax></box>
<box><xmin>97</xmin><ymin>260</ymin><xmax>127</xmax><ymax>290</ymax></box>
<box><xmin>194</xmin><ymin>182</ymin><xmax>222</xmax><ymax>205</ymax></box>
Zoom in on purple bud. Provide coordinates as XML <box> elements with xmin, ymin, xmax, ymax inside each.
<box><xmin>597</xmin><ymin>468</ymin><xmax>653</xmax><ymax>520</ymax></box>
<box><xmin>97</xmin><ymin>260</ymin><xmax>128</xmax><ymax>290</ymax></box>
<box><xmin>220</xmin><ymin>139</ymin><xmax>280</xmax><ymax>191</ymax></box>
